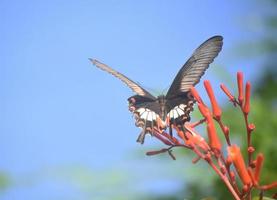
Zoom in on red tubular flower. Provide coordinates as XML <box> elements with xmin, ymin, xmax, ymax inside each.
<box><xmin>254</xmin><ymin>153</ymin><xmax>264</xmax><ymax>183</ymax></box>
<box><xmin>260</xmin><ymin>182</ymin><xmax>277</xmax><ymax>190</ymax></box>
<box><xmin>190</xmin><ymin>86</ymin><xmax>203</xmax><ymax>104</ymax></box>
<box><xmin>220</xmin><ymin>84</ymin><xmax>236</xmax><ymax>102</ymax></box>
<box><xmin>247</xmin><ymin>167</ymin><xmax>258</xmax><ymax>186</ymax></box>
<box><xmin>243</xmin><ymin>81</ymin><xmax>251</xmax><ymax>114</ymax></box>
<box><xmin>228</xmin><ymin>145</ymin><xmax>252</xmax><ymax>185</ymax></box>
<box><xmin>204</xmin><ymin>80</ymin><xmax>222</xmax><ymax>119</ymax></box>
<box><xmin>206</xmin><ymin>115</ymin><xmax>222</xmax><ymax>151</ymax></box>
<box><xmin>146</xmin><ymin>148</ymin><xmax>168</xmax><ymax>156</ymax></box>
<box><xmin>237</xmin><ymin>72</ymin><xmax>244</xmax><ymax>104</ymax></box>
<box><xmin>185</xmin><ymin>126</ymin><xmax>210</xmax><ymax>152</ymax></box>
<box><xmin>198</xmin><ymin>103</ymin><xmax>210</xmax><ymax>118</ymax></box>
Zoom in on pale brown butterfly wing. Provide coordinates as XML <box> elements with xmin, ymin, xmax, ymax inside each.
<box><xmin>90</xmin><ymin>59</ymin><xmax>156</xmax><ymax>100</ymax></box>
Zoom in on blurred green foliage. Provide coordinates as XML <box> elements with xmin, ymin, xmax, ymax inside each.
<box><xmin>0</xmin><ymin>172</ymin><xmax>10</xmax><ymax>191</ymax></box>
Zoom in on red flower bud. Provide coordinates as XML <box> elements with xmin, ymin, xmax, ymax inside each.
<box><xmin>243</xmin><ymin>81</ymin><xmax>251</xmax><ymax>114</ymax></box>
<box><xmin>248</xmin><ymin>146</ymin><xmax>255</xmax><ymax>153</ymax></box>
<box><xmin>190</xmin><ymin>87</ymin><xmax>203</xmax><ymax>104</ymax></box>
<box><xmin>192</xmin><ymin>134</ymin><xmax>209</xmax><ymax>151</ymax></box>
<box><xmin>248</xmin><ymin>123</ymin><xmax>255</xmax><ymax>131</ymax></box>
<box><xmin>247</xmin><ymin>167</ymin><xmax>258</xmax><ymax>186</ymax></box>
<box><xmin>198</xmin><ymin>103</ymin><xmax>210</xmax><ymax>118</ymax></box>
<box><xmin>260</xmin><ymin>182</ymin><xmax>277</xmax><ymax>190</ymax></box>
<box><xmin>242</xmin><ymin>184</ymin><xmax>249</xmax><ymax>193</ymax></box>
<box><xmin>237</xmin><ymin>72</ymin><xmax>244</xmax><ymax>104</ymax></box>
<box><xmin>226</xmin><ymin>156</ymin><xmax>233</xmax><ymax>166</ymax></box>
<box><xmin>206</xmin><ymin>116</ymin><xmax>222</xmax><ymax>151</ymax></box>
<box><xmin>220</xmin><ymin>84</ymin><xmax>235</xmax><ymax>102</ymax></box>
<box><xmin>228</xmin><ymin>145</ymin><xmax>252</xmax><ymax>185</ymax></box>
<box><xmin>254</xmin><ymin>153</ymin><xmax>264</xmax><ymax>183</ymax></box>
<box><xmin>223</xmin><ymin>126</ymin><xmax>230</xmax><ymax>135</ymax></box>
<box><xmin>204</xmin><ymin>80</ymin><xmax>222</xmax><ymax>119</ymax></box>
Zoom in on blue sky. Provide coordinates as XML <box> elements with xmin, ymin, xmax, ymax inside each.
<box><xmin>0</xmin><ymin>0</ymin><xmax>266</xmax><ymax>199</ymax></box>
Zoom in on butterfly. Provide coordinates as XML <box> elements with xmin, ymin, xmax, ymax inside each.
<box><xmin>90</xmin><ymin>35</ymin><xmax>223</xmax><ymax>144</ymax></box>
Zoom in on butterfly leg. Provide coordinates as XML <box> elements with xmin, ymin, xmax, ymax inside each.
<box><xmin>136</xmin><ymin>130</ymin><xmax>146</xmax><ymax>144</ymax></box>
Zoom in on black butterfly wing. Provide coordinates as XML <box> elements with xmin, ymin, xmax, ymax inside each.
<box><xmin>165</xmin><ymin>93</ymin><xmax>195</xmax><ymax>135</ymax></box>
<box><xmin>128</xmin><ymin>95</ymin><xmax>165</xmax><ymax>144</ymax></box>
<box><xmin>91</xmin><ymin>59</ymin><xmax>162</xmax><ymax>143</ymax></box>
<box><xmin>166</xmin><ymin>36</ymin><xmax>223</xmax><ymax>99</ymax></box>
<box><xmin>90</xmin><ymin>59</ymin><xmax>156</xmax><ymax>100</ymax></box>
<box><xmin>165</xmin><ymin>36</ymin><xmax>223</xmax><ymax>134</ymax></box>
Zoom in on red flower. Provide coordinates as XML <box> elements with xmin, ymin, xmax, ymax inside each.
<box><xmin>243</xmin><ymin>81</ymin><xmax>251</xmax><ymax>114</ymax></box>
<box><xmin>190</xmin><ymin>86</ymin><xmax>203</xmax><ymax>104</ymax></box>
<box><xmin>237</xmin><ymin>72</ymin><xmax>244</xmax><ymax>104</ymax></box>
<box><xmin>228</xmin><ymin>145</ymin><xmax>252</xmax><ymax>185</ymax></box>
<box><xmin>206</xmin><ymin>116</ymin><xmax>222</xmax><ymax>151</ymax></box>
<box><xmin>220</xmin><ymin>84</ymin><xmax>236</xmax><ymax>102</ymax></box>
<box><xmin>254</xmin><ymin>153</ymin><xmax>264</xmax><ymax>183</ymax></box>
<box><xmin>204</xmin><ymin>80</ymin><xmax>222</xmax><ymax>119</ymax></box>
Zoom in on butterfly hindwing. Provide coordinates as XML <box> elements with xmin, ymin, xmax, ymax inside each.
<box><xmin>165</xmin><ymin>92</ymin><xmax>195</xmax><ymax>135</ymax></box>
<box><xmin>128</xmin><ymin>95</ymin><xmax>166</xmax><ymax>144</ymax></box>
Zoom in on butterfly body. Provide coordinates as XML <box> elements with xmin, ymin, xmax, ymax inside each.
<box><xmin>91</xmin><ymin>35</ymin><xmax>223</xmax><ymax>144</ymax></box>
<box><xmin>128</xmin><ymin>92</ymin><xmax>194</xmax><ymax>143</ymax></box>
<box><xmin>157</xmin><ymin>95</ymin><xmax>166</xmax><ymax>121</ymax></box>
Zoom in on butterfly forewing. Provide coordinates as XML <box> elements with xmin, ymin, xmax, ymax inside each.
<box><xmin>90</xmin><ymin>59</ymin><xmax>156</xmax><ymax>100</ymax></box>
<box><xmin>166</xmin><ymin>36</ymin><xmax>223</xmax><ymax>99</ymax></box>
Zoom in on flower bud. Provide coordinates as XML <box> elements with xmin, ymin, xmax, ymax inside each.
<box><xmin>237</xmin><ymin>72</ymin><xmax>244</xmax><ymax>104</ymax></box>
<box><xmin>220</xmin><ymin>84</ymin><xmax>235</xmax><ymax>102</ymax></box>
<box><xmin>243</xmin><ymin>81</ymin><xmax>251</xmax><ymax>114</ymax></box>
<box><xmin>204</xmin><ymin>80</ymin><xmax>222</xmax><ymax>120</ymax></box>
<box><xmin>227</xmin><ymin>145</ymin><xmax>252</xmax><ymax>185</ymax></box>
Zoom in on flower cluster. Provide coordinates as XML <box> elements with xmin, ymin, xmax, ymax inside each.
<box><xmin>145</xmin><ymin>72</ymin><xmax>277</xmax><ymax>200</ymax></box>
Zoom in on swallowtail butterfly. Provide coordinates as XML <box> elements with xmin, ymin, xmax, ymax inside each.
<box><xmin>90</xmin><ymin>36</ymin><xmax>223</xmax><ymax>144</ymax></box>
